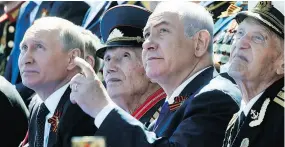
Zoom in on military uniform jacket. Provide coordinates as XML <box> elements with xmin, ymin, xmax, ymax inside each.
<box><xmin>28</xmin><ymin>88</ymin><xmax>97</xmax><ymax>147</ymax></box>
<box><xmin>95</xmin><ymin>67</ymin><xmax>241</xmax><ymax>147</ymax></box>
<box><xmin>222</xmin><ymin>78</ymin><xmax>284</xmax><ymax>147</ymax></box>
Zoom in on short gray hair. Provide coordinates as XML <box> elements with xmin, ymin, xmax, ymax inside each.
<box><xmin>79</xmin><ymin>28</ymin><xmax>101</xmax><ymax>57</ymax></box>
<box><xmin>156</xmin><ymin>2</ymin><xmax>214</xmax><ymax>52</ymax></box>
<box><xmin>79</xmin><ymin>27</ymin><xmax>104</xmax><ymax>72</ymax></box>
<box><xmin>33</xmin><ymin>17</ymin><xmax>85</xmax><ymax>57</ymax></box>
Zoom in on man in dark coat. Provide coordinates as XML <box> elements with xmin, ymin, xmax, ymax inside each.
<box><xmin>4</xmin><ymin>1</ymin><xmax>89</xmax><ymax>107</ymax></box>
<box><xmin>222</xmin><ymin>1</ymin><xmax>284</xmax><ymax>147</ymax></box>
<box><xmin>19</xmin><ymin>17</ymin><xmax>96</xmax><ymax>147</ymax></box>
<box><xmin>0</xmin><ymin>75</ymin><xmax>28</xmax><ymax>147</ymax></box>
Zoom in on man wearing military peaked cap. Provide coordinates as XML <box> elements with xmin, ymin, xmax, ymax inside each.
<box><xmin>222</xmin><ymin>1</ymin><xmax>284</xmax><ymax>147</ymax></box>
<box><xmin>235</xmin><ymin>1</ymin><xmax>284</xmax><ymax>38</ymax></box>
<box><xmin>96</xmin><ymin>4</ymin><xmax>151</xmax><ymax>58</ymax></box>
<box><xmin>96</xmin><ymin>4</ymin><xmax>166</xmax><ymax>127</ymax></box>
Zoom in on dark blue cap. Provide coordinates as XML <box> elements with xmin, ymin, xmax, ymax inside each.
<box><xmin>235</xmin><ymin>1</ymin><xmax>284</xmax><ymax>39</ymax></box>
<box><xmin>97</xmin><ymin>4</ymin><xmax>151</xmax><ymax>59</ymax></box>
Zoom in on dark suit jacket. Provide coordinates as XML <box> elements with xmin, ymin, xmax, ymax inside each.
<box><xmin>222</xmin><ymin>78</ymin><xmax>284</xmax><ymax>147</ymax></box>
<box><xmin>95</xmin><ymin>67</ymin><xmax>241</xmax><ymax>147</ymax></box>
<box><xmin>0</xmin><ymin>76</ymin><xmax>28</xmax><ymax>147</ymax></box>
<box><xmin>41</xmin><ymin>1</ymin><xmax>90</xmax><ymax>25</ymax></box>
<box><xmin>28</xmin><ymin>88</ymin><xmax>97</xmax><ymax>147</ymax></box>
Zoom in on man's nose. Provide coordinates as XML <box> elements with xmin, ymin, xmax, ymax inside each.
<box><xmin>237</xmin><ymin>34</ymin><xmax>251</xmax><ymax>50</ymax></box>
<box><xmin>142</xmin><ymin>35</ymin><xmax>158</xmax><ymax>51</ymax></box>
<box><xmin>106</xmin><ymin>58</ymin><xmax>119</xmax><ymax>74</ymax></box>
<box><xmin>20</xmin><ymin>48</ymin><xmax>34</xmax><ymax>66</ymax></box>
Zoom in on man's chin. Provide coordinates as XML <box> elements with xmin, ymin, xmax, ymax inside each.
<box><xmin>228</xmin><ymin>69</ymin><xmax>247</xmax><ymax>81</ymax></box>
<box><xmin>22</xmin><ymin>80</ymin><xmax>38</xmax><ymax>90</ymax></box>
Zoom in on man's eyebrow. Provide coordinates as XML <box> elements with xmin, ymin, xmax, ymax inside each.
<box><xmin>143</xmin><ymin>20</ymin><xmax>171</xmax><ymax>33</ymax></box>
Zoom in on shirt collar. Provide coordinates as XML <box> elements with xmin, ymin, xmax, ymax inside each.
<box><xmin>38</xmin><ymin>82</ymin><xmax>70</xmax><ymax>114</ymax></box>
<box><xmin>240</xmin><ymin>91</ymin><xmax>264</xmax><ymax>116</ymax></box>
<box><xmin>167</xmin><ymin>66</ymin><xmax>211</xmax><ymax>104</ymax></box>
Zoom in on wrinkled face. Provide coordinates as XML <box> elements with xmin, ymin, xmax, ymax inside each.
<box><xmin>142</xmin><ymin>11</ymin><xmax>195</xmax><ymax>83</ymax></box>
<box><xmin>103</xmin><ymin>47</ymin><xmax>150</xmax><ymax>98</ymax></box>
<box><xmin>228</xmin><ymin>18</ymin><xmax>283</xmax><ymax>82</ymax></box>
<box><xmin>18</xmin><ymin>27</ymin><xmax>70</xmax><ymax>89</ymax></box>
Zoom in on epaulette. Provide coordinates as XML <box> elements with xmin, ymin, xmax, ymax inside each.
<box><xmin>273</xmin><ymin>87</ymin><xmax>284</xmax><ymax>108</ymax></box>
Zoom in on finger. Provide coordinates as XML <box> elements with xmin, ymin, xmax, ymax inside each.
<box><xmin>74</xmin><ymin>57</ymin><xmax>98</xmax><ymax>80</ymax></box>
<box><xmin>70</xmin><ymin>73</ymin><xmax>85</xmax><ymax>85</ymax></box>
<box><xmin>70</xmin><ymin>91</ymin><xmax>77</xmax><ymax>104</ymax></box>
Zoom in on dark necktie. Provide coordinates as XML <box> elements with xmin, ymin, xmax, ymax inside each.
<box><xmin>238</xmin><ymin>111</ymin><xmax>246</xmax><ymax>129</ymax></box>
<box><xmin>153</xmin><ymin>101</ymin><xmax>170</xmax><ymax>131</ymax></box>
<box><xmin>35</xmin><ymin>103</ymin><xmax>49</xmax><ymax>147</ymax></box>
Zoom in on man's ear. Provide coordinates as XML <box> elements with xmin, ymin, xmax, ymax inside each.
<box><xmin>67</xmin><ymin>48</ymin><xmax>82</xmax><ymax>70</ymax></box>
<box><xmin>85</xmin><ymin>55</ymin><xmax>95</xmax><ymax>69</ymax></box>
<box><xmin>276</xmin><ymin>56</ymin><xmax>284</xmax><ymax>75</ymax></box>
<box><xmin>194</xmin><ymin>30</ymin><xmax>210</xmax><ymax>57</ymax></box>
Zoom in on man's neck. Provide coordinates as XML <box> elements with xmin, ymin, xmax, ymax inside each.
<box><xmin>158</xmin><ymin>63</ymin><xmax>211</xmax><ymax>97</ymax></box>
<box><xmin>235</xmin><ymin>76</ymin><xmax>282</xmax><ymax>103</ymax></box>
<box><xmin>34</xmin><ymin>76</ymin><xmax>72</xmax><ymax>101</ymax></box>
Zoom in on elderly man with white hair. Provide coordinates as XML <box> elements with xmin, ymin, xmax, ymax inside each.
<box><xmin>19</xmin><ymin>17</ymin><xmax>96</xmax><ymax>147</ymax></box>
<box><xmin>69</xmin><ymin>2</ymin><xmax>241</xmax><ymax>147</ymax></box>
<box><xmin>222</xmin><ymin>1</ymin><xmax>284</xmax><ymax>147</ymax></box>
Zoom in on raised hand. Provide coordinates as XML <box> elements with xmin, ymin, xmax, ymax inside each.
<box><xmin>70</xmin><ymin>57</ymin><xmax>111</xmax><ymax>118</ymax></box>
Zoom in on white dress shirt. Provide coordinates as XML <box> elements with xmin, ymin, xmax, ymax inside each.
<box><xmin>35</xmin><ymin>83</ymin><xmax>70</xmax><ymax>147</ymax></box>
<box><xmin>239</xmin><ymin>91</ymin><xmax>264</xmax><ymax>117</ymax></box>
<box><xmin>94</xmin><ymin>66</ymin><xmax>215</xmax><ymax>128</ymax></box>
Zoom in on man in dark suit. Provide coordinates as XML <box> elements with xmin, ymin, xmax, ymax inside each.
<box><xmin>70</xmin><ymin>2</ymin><xmax>241</xmax><ymax>147</ymax></box>
<box><xmin>222</xmin><ymin>1</ymin><xmax>284</xmax><ymax>147</ymax></box>
<box><xmin>0</xmin><ymin>76</ymin><xmax>28</xmax><ymax>147</ymax></box>
<box><xmin>4</xmin><ymin>1</ymin><xmax>89</xmax><ymax>107</ymax></box>
<box><xmin>19</xmin><ymin>17</ymin><xmax>96</xmax><ymax>147</ymax></box>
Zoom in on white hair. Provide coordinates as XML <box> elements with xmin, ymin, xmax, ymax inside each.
<box><xmin>155</xmin><ymin>2</ymin><xmax>214</xmax><ymax>52</ymax></box>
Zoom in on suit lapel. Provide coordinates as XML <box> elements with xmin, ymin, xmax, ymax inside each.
<box><xmin>155</xmin><ymin>67</ymin><xmax>217</xmax><ymax>136</ymax></box>
<box><xmin>233</xmin><ymin>78</ymin><xmax>284</xmax><ymax>147</ymax></box>
<box><xmin>28</xmin><ymin>96</ymin><xmax>42</xmax><ymax>147</ymax></box>
<box><xmin>52</xmin><ymin>88</ymin><xmax>90</xmax><ymax>146</ymax></box>
<box><xmin>179</xmin><ymin>66</ymin><xmax>216</xmax><ymax>97</ymax></box>
<box><xmin>47</xmin><ymin>88</ymin><xmax>70</xmax><ymax>147</ymax></box>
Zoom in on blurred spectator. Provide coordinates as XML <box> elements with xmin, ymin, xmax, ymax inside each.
<box><xmin>78</xmin><ymin>27</ymin><xmax>104</xmax><ymax>81</ymax></box>
<box><xmin>0</xmin><ymin>75</ymin><xmax>28</xmax><ymax>147</ymax></box>
<box><xmin>0</xmin><ymin>1</ymin><xmax>24</xmax><ymax>75</ymax></box>
<box><xmin>81</xmin><ymin>1</ymin><xmax>118</xmax><ymax>38</ymax></box>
